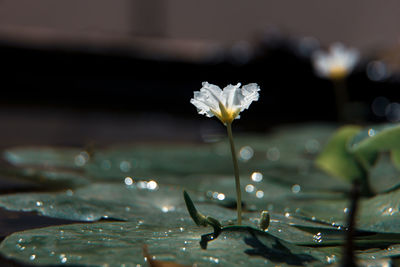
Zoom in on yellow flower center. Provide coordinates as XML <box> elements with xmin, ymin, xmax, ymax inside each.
<box><xmin>211</xmin><ymin>102</ymin><xmax>241</xmax><ymax>124</ymax></box>
<box><xmin>329</xmin><ymin>65</ymin><xmax>348</xmax><ymax>80</ymax></box>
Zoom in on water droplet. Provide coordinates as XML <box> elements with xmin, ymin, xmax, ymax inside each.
<box><xmin>245</xmin><ymin>184</ymin><xmax>255</xmax><ymax>193</ymax></box>
<box><xmin>267</xmin><ymin>147</ymin><xmax>280</xmax><ymax>161</ymax></box>
<box><xmin>251</xmin><ymin>172</ymin><xmax>263</xmax><ymax>182</ymax></box>
<box><xmin>59</xmin><ymin>254</ymin><xmax>67</xmax><ymax>263</ymax></box>
<box><xmin>161</xmin><ymin>205</ymin><xmax>176</xmax><ymax>213</ymax></box>
<box><xmin>284</xmin><ymin>212</ymin><xmax>291</xmax><ymax>218</ymax></box>
<box><xmin>66</xmin><ymin>189</ymin><xmax>74</xmax><ymax>196</ymax></box>
<box><xmin>291</xmin><ymin>184</ymin><xmax>301</xmax><ymax>194</ymax></box>
<box><xmin>125</xmin><ymin>206</ymin><xmax>131</xmax><ymax>212</ymax></box>
<box><xmin>124</xmin><ymin>177</ymin><xmax>134</xmax><ymax>186</ymax></box>
<box><xmin>35</xmin><ymin>201</ymin><xmax>43</xmax><ymax>207</ymax></box>
<box><xmin>120</xmin><ymin>161</ymin><xmax>131</xmax><ymax>172</ymax></box>
<box><xmin>313</xmin><ymin>232</ymin><xmax>323</xmax><ymax>243</ymax></box>
<box><xmin>217</xmin><ymin>193</ymin><xmax>225</xmax><ymax>200</ymax></box>
<box><xmin>256</xmin><ymin>190</ymin><xmax>264</xmax><ymax>198</ymax></box>
<box><xmin>344</xmin><ymin>208</ymin><xmax>349</xmax><ymax>213</ymax></box>
<box><xmin>278</xmin><ymin>229</ymin><xmax>282</xmax><ymax>233</ymax></box>
<box><xmin>147</xmin><ymin>180</ymin><xmax>158</xmax><ymax>190</ymax></box>
<box><xmin>368</xmin><ymin>128</ymin><xmax>376</xmax><ymax>137</ymax></box>
<box><xmin>29</xmin><ymin>254</ymin><xmax>36</xmax><ymax>260</ymax></box>
<box><xmin>383</xmin><ymin>207</ymin><xmax>396</xmax><ymax>216</ymax></box>
<box><xmin>179</xmin><ymin>227</ymin><xmax>184</xmax><ymax>232</ymax></box>
<box><xmin>206</xmin><ymin>256</ymin><xmax>219</xmax><ymax>264</ymax></box>
<box><xmin>74</xmin><ymin>151</ymin><xmax>89</xmax><ymax>167</ymax></box>
<box><xmin>326</xmin><ymin>255</ymin><xmax>336</xmax><ymax>264</ymax></box>
<box><xmin>305</xmin><ymin>139</ymin><xmax>320</xmax><ymax>154</ymax></box>
<box><xmin>239</xmin><ymin>146</ymin><xmax>254</xmax><ymax>162</ymax></box>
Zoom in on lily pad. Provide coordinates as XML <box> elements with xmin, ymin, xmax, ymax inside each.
<box><xmin>0</xmin><ymin>183</ymin><xmax>232</xmax><ymax>226</ymax></box>
<box><xmin>289</xmin><ymin>188</ymin><xmax>400</xmax><ymax>234</ymax></box>
<box><xmin>1</xmin><ymin>124</ymin><xmax>335</xmax><ymax>186</ymax></box>
<box><xmin>4</xmin><ymin>147</ymin><xmax>82</xmax><ymax>169</ymax></box>
<box><xmin>0</xmin><ymin>221</ymin><xmax>332</xmax><ymax>267</ymax></box>
<box><xmin>0</xmin><ymin>167</ymin><xmax>90</xmax><ymax>188</ymax></box>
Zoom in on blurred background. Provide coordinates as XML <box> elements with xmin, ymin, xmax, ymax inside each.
<box><xmin>1</xmin><ymin>0</ymin><xmax>400</xmax><ymax>149</ymax></box>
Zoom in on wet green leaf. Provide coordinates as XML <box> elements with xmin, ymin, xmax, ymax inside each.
<box><xmin>349</xmin><ymin>124</ymin><xmax>400</xmax><ymax>169</ymax></box>
<box><xmin>0</xmin><ymin>167</ymin><xmax>90</xmax><ymax>188</ymax></box>
<box><xmin>1</xmin><ymin>124</ymin><xmax>400</xmax><ymax>265</ymax></box>
<box><xmin>315</xmin><ymin>126</ymin><xmax>364</xmax><ymax>183</ymax></box>
<box><xmin>0</xmin><ymin>221</ymin><xmax>332</xmax><ymax>267</ymax></box>
<box><xmin>4</xmin><ymin>147</ymin><xmax>81</xmax><ymax>169</ymax></box>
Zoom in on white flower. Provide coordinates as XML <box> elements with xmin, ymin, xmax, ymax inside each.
<box><xmin>312</xmin><ymin>43</ymin><xmax>359</xmax><ymax>79</ymax></box>
<box><xmin>190</xmin><ymin>82</ymin><xmax>260</xmax><ymax>124</ymax></box>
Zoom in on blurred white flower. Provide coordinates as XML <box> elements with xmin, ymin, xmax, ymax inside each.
<box><xmin>312</xmin><ymin>43</ymin><xmax>359</xmax><ymax>79</ymax></box>
<box><xmin>190</xmin><ymin>82</ymin><xmax>260</xmax><ymax>124</ymax></box>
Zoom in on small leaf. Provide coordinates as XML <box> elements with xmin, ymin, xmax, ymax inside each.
<box><xmin>183</xmin><ymin>190</ymin><xmax>208</xmax><ymax>227</ymax></box>
<box><xmin>183</xmin><ymin>190</ymin><xmax>222</xmax><ymax>233</ymax></box>
<box><xmin>315</xmin><ymin>126</ymin><xmax>364</xmax><ymax>183</ymax></box>
<box><xmin>350</xmin><ymin>124</ymin><xmax>400</xmax><ymax>169</ymax></box>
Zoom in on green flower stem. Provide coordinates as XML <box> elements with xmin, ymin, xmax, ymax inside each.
<box><xmin>333</xmin><ymin>77</ymin><xmax>348</xmax><ymax>122</ymax></box>
<box><xmin>226</xmin><ymin>122</ymin><xmax>242</xmax><ymax>225</ymax></box>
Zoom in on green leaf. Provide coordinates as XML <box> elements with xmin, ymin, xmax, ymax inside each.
<box><xmin>315</xmin><ymin>126</ymin><xmax>364</xmax><ymax>183</ymax></box>
<box><xmin>349</xmin><ymin>124</ymin><xmax>400</xmax><ymax>169</ymax></box>
<box><xmin>391</xmin><ymin>149</ymin><xmax>400</xmax><ymax>170</ymax></box>
<box><xmin>4</xmin><ymin>147</ymin><xmax>82</xmax><ymax>169</ymax></box>
<box><xmin>0</xmin><ymin>167</ymin><xmax>90</xmax><ymax>188</ymax></box>
<box><xmin>183</xmin><ymin>190</ymin><xmax>222</xmax><ymax>233</ymax></box>
<box><xmin>0</xmin><ymin>221</ymin><xmax>332</xmax><ymax>267</ymax></box>
<box><xmin>0</xmin><ymin>183</ymin><xmax>237</xmax><ymax>226</ymax></box>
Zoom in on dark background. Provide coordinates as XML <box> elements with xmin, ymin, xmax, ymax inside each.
<box><xmin>0</xmin><ymin>1</ymin><xmax>399</xmax><ymax>150</ymax></box>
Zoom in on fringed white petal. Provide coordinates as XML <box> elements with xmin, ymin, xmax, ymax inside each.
<box><xmin>240</xmin><ymin>83</ymin><xmax>260</xmax><ymax>111</ymax></box>
<box><xmin>191</xmin><ymin>82</ymin><xmax>260</xmax><ymax>123</ymax></box>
